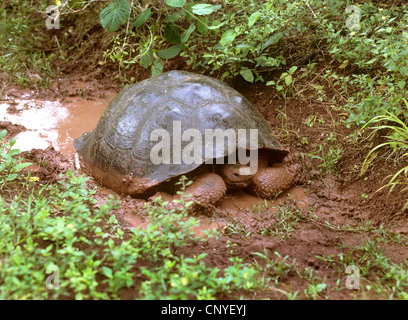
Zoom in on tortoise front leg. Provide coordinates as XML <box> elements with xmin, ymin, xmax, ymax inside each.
<box><xmin>251</xmin><ymin>154</ymin><xmax>301</xmax><ymax>199</ymax></box>
<box><xmin>151</xmin><ymin>173</ymin><xmax>226</xmax><ymax>210</ymax></box>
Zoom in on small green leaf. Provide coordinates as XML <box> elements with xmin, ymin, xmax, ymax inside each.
<box><xmin>7</xmin><ymin>149</ymin><xmax>20</xmax><ymax>157</ymax></box>
<box><xmin>289</xmin><ymin>66</ymin><xmax>298</xmax><ymax>74</ymax></box>
<box><xmin>279</xmin><ymin>72</ymin><xmax>288</xmax><ymax>80</ymax></box>
<box><xmin>397</xmin><ymin>80</ymin><xmax>406</xmax><ymax>89</ymax></box>
<box><xmin>181</xmin><ymin>24</ymin><xmax>196</xmax><ymax>42</ymax></box>
<box><xmin>134</xmin><ymin>8</ymin><xmax>151</xmax><ymax>28</ymax></box>
<box><xmin>339</xmin><ymin>60</ymin><xmax>349</xmax><ymax>69</ymax></box>
<box><xmin>191</xmin><ymin>4</ymin><xmax>220</xmax><ymax>15</ymax></box>
<box><xmin>0</xmin><ymin>130</ymin><xmax>6</xmax><ymax>139</ymax></box>
<box><xmin>165</xmin><ymin>0</ymin><xmax>186</xmax><ymax>8</ymax></box>
<box><xmin>236</xmin><ymin>44</ymin><xmax>251</xmax><ymax>57</ymax></box>
<box><xmin>152</xmin><ymin>59</ymin><xmax>163</xmax><ymax>77</ymax></box>
<box><xmin>6</xmin><ymin>174</ymin><xmax>18</xmax><ymax>181</ymax></box>
<box><xmin>197</xmin><ymin>18</ymin><xmax>208</xmax><ymax>35</ymax></box>
<box><xmin>9</xmin><ymin>137</ymin><xmax>16</xmax><ymax>147</ymax></box>
<box><xmin>260</xmin><ymin>32</ymin><xmax>283</xmax><ymax>52</ymax></box>
<box><xmin>140</xmin><ymin>48</ymin><xmax>153</xmax><ymax>68</ymax></box>
<box><xmin>164</xmin><ymin>24</ymin><xmax>181</xmax><ymax>44</ymax></box>
<box><xmin>221</xmin><ymin>71</ymin><xmax>230</xmax><ymax>79</ymax></box>
<box><xmin>240</xmin><ymin>69</ymin><xmax>254</xmax><ymax>83</ymax></box>
<box><xmin>157</xmin><ymin>44</ymin><xmax>182</xmax><ymax>59</ymax></box>
<box><xmin>102</xmin><ymin>267</ymin><xmax>113</xmax><ymax>279</ymax></box>
<box><xmin>167</xmin><ymin>12</ymin><xmax>183</xmax><ymax>23</ymax></box>
<box><xmin>366</xmin><ymin>58</ymin><xmax>377</xmax><ymax>65</ymax></box>
<box><xmin>100</xmin><ymin>0</ymin><xmax>131</xmax><ymax>32</ymax></box>
<box><xmin>17</xmin><ymin>162</ymin><xmax>32</xmax><ymax>170</ymax></box>
<box><xmin>185</xmin><ymin>2</ymin><xmax>195</xmax><ymax>20</ymax></box>
<box><xmin>285</xmin><ymin>74</ymin><xmax>292</xmax><ymax>86</ymax></box>
<box><xmin>207</xmin><ymin>20</ymin><xmax>226</xmax><ymax>30</ymax></box>
<box><xmin>248</xmin><ymin>11</ymin><xmax>262</xmax><ymax>27</ymax></box>
<box><xmin>220</xmin><ymin>29</ymin><xmax>236</xmax><ymax>46</ymax></box>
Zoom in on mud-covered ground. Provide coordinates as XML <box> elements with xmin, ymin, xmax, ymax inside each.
<box><xmin>2</xmin><ymin>46</ymin><xmax>408</xmax><ymax>299</ymax></box>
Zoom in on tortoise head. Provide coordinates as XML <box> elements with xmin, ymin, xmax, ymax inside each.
<box><xmin>219</xmin><ymin>163</ymin><xmax>252</xmax><ymax>189</ymax></box>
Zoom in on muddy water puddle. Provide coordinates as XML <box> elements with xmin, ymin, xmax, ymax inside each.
<box><xmin>1</xmin><ymin>92</ymin><xmax>310</xmax><ymax>235</ymax></box>
<box><xmin>0</xmin><ymin>94</ymin><xmax>116</xmax><ymax>156</ymax></box>
<box><xmin>219</xmin><ymin>186</ymin><xmax>308</xmax><ymax>211</ymax></box>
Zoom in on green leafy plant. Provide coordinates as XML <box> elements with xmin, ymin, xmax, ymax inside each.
<box><xmin>308</xmin><ymin>2</ymin><xmax>408</xmax><ymax>125</ymax></box>
<box><xmin>266</xmin><ymin>66</ymin><xmax>298</xmax><ymax>100</ymax></box>
<box><xmin>0</xmin><ymin>1</ymin><xmax>59</xmax><ymax>88</ymax></box>
<box><xmin>316</xmin><ymin>230</ymin><xmax>408</xmax><ymax>300</ymax></box>
<box><xmin>191</xmin><ymin>0</ymin><xmax>306</xmax><ymax>82</ymax></box>
<box><xmin>131</xmin><ymin>199</ymin><xmax>202</xmax><ymax>261</ymax></box>
<box><xmin>139</xmin><ymin>254</ymin><xmax>260</xmax><ymax>299</ymax></box>
<box><xmin>100</xmin><ymin>0</ymin><xmax>131</xmax><ymax>32</ymax></box>
<box><xmin>252</xmin><ymin>249</ymin><xmax>298</xmax><ymax>284</ymax></box>
<box><xmin>264</xmin><ymin>201</ymin><xmax>304</xmax><ymax>240</ymax></box>
<box><xmin>98</xmin><ymin>0</ymin><xmax>311</xmax><ymax>81</ymax></box>
<box><xmin>139</xmin><ymin>254</ymin><xmax>220</xmax><ymax>299</ymax></box>
<box><xmin>100</xmin><ymin>0</ymin><xmax>222</xmax><ymax>77</ymax></box>
<box><xmin>310</xmin><ymin>133</ymin><xmax>343</xmax><ymax>174</ymax></box>
<box><xmin>0</xmin><ymin>130</ymin><xmax>32</xmax><ymax>186</ymax></box>
<box><xmin>362</xmin><ymin>100</ymin><xmax>408</xmax><ymax>211</ymax></box>
<box><xmin>304</xmin><ymin>280</ymin><xmax>328</xmax><ymax>300</ymax></box>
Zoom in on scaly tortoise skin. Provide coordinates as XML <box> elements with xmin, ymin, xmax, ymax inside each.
<box><xmin>74</xmin><ymin>70</ymin><xmax>301</xmax><ymax>207</ymax></box>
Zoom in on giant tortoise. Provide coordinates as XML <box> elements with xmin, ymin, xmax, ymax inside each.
<box><xmin>74</xmin><ymin>70</ymin><xmax>301</xmax><ymax>207</ymax></box>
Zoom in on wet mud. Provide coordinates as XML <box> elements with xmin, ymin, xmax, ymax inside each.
<box><xmin>0</xmin><ymin>92</ymin><xmax>116</xmax><ymax>155</ymax></box>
